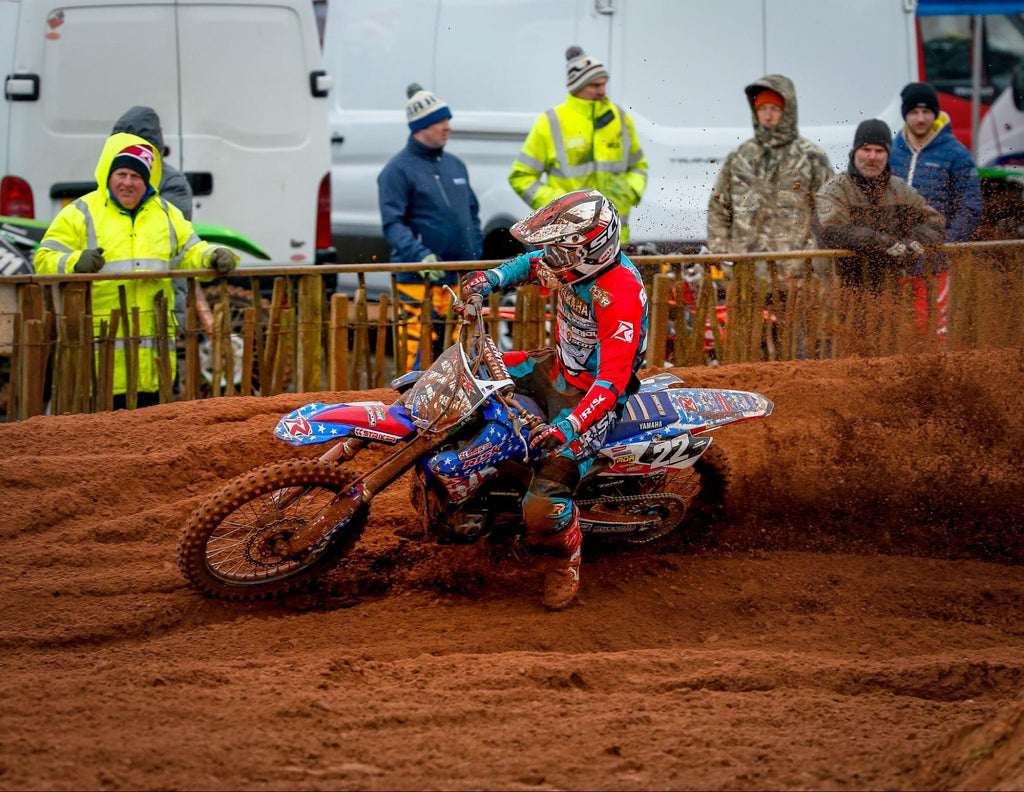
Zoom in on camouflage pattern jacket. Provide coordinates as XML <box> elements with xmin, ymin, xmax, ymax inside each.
<box><xmin>707</xmin><ymin>74</ymin><xmax>834</xmax><ymax>281</ymax></box>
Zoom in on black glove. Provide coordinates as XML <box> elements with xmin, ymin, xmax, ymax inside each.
<box><xmin>208</xmin><ymin>247</ymin><xmax>237</xmax><ymax>276</ymax></box>
<box><xmin>75</xmin><ymin>247</ymin><xmax>105</xmax><ymax>273</ymax></box>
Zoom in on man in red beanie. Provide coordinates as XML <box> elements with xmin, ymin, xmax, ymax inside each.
<box><xmin>707</xmin><ymin>74</ymin><xmax>835</xmax><ymax>357</ymax></box>
<box><xmin>34</xmin><ymin>133</ymin><xmax>238</xmax><ymax>410</ymax></box>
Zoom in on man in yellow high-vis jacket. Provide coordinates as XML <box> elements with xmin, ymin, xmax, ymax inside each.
<box><xmin>508</xmin><ymin>45</ymin><xmax>648</xmax><ymax>244</ymax></box>
<box><xmin>34</xmin><ymin>132</ymin><xmax>237</xmax><ymax>409</ymax></box>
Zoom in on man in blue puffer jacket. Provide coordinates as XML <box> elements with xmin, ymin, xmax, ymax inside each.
<box><xmin>890</xmin><ymin>81</ymin><xmax>981</xmax><ymax>336</ymax></box>
<box><xmin>378</xmin><ymin>83</ymin><xmax>483</xmax><ymax>371</ymax></box>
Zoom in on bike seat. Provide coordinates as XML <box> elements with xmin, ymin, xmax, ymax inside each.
<box><xmin>607</xmin><ymin>391</ymin><xmax>680</xmax><ymax>443</ymax></box>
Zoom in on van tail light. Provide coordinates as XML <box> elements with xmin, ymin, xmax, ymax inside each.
<box><xmin>1</xmin><ymin>176</ymin><xmax>35</xmax><ymax>218</ymax></box>
<box><xmin>316</xmin><ymin>173</ymin><xmax>331</xmax><ymax>250</ymax></box>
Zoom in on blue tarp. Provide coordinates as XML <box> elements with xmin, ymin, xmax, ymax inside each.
<box><xmin>917</xmin><ymin>0</ymin><xmax>1024</xmax><ymax>15</ymax></box>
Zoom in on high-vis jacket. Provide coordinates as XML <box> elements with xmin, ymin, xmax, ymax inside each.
<box><xmin>509</xmin><ymin>94</ymin><xmax>648</xmax><ymax>242</ymax></box>
<box><xmin>34</xmin><ymin>132</ymin><xmax>224</xmax><ymax>395</ymax></box>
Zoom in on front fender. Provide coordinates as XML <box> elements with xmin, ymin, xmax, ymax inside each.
<box><xmin>274</xmin><ymin>401</ymin><xmax>415</xmax><ymax>446</ymax></box>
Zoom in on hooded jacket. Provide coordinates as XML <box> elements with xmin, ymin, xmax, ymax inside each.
<box><xmin>377</xmin><ymin>135</ymin><xmax>483</xmax><ymax>285</ymax></box>
<box><xmin>111</xmin><ymin>105</ymin><xmax>194</xmax><ymax>220</ymax></box>
<box><xmin>34</xmin><ymin>132</ymin><xmax>225</xmax><ymax>395</ymax></box>
<box><xmin>890</xmin><ymin>112</ymin><xmax>981</xmax><ymax>246</ymax></box>
<box><xmin>707</xmin><ymin>74</ymin><xmax>834</xmax><ymax>280</ymax></box>
<box><xmin>508</xmin><ymin>93</ymin><xmax>648</xmax><ymax>243</ymax></box>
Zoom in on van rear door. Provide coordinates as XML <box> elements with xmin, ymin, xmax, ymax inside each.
<box><xmin>4</xmin><ymin>0</ymin><xmax>180</xmax><ymax>218</ymax></box>
<box><xmin>176</xmin><ymin>0</ymin><xmax>330</xmax><ymax>263</ymax></box>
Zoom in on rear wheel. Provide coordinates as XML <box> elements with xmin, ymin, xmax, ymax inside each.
<box><xmin>586</xmin><ymin>443</ymin><xmax>732</xmax><ymax>547</ymax></box>
<box><xmin>178</xmin><ymin>459</ymin><xmax>366</xmax><ymax>600</ymax></box>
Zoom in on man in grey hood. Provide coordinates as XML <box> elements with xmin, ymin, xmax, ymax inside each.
<box><xmin>111</xmin><ymin>106</ymin><xmax>193</xmax><ymax>219</ymax></box>
<box><xmin>707</xmin><ymin>74</ymin><xmax>834</xmax><ymax>283</ymax></box>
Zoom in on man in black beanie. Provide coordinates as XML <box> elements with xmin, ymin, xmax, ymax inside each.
<box><xmin>815</xmin><ymin>119</ymin><xmax>945</xmax><ymax>294</ymax></box>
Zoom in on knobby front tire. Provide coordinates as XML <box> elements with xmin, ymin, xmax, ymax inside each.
<box><xmin>178</xmin><ymin>459</ymin><xmax>366</xmax><ymax>600</ymax></box>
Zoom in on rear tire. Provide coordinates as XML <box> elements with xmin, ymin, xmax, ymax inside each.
<box><xmin>178</xmin><ymin>459</ymin><xmax>366</xmax><ymax>600</ymax></box>
<box><xmin>607</xmin><ymin>442</ymin><xmax>732</xmax><ymax>547</ymax></box>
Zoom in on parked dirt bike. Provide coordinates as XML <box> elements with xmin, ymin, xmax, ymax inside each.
<box><xmin>177</xmin><ymin>291</ymin><xmax>774</xmax><ymax>601</ymax></box>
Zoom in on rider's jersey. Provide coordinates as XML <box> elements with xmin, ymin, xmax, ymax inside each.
<box><xmin>491</xmin><ymin>249</ymin><xmax>649</xmax><ymax>403</ymax></box>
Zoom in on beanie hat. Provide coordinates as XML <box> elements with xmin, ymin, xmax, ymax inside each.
<box><xmin>901</xmin><ymin>82</ymin><xmax>940</xmax><ymax>118</ymax></box>
<box><xmin>110</xmin><ymin>143</ymin><xmax>155</xmax><ymax>182</ymax></box>
<box><xmin>565</xmin><ymin>45</ymin><xmax>608</xmax><ymax>94</ymax></box>
<box><xmin>406</xmin><ymin>83</ymin><xmax>451</xmax><ymax>132</ymax></box>
<box><xmin>754</xmin><ymin>88</ymin><xmax>785</xmax><ymax>112</ymax></box>
<box><xmin>852</xmin><ymin>119</ymin><xmax>893</xmax><ymax>153</ymax></box>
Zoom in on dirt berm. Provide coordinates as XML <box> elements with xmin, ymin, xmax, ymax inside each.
<box><xmin>1</xmin><ymin>348</ymin><xmax>1023</xmax><ymax>791</ymax></box>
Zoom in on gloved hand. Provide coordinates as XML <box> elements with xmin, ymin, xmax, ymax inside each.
<box><xmin>462</xmin><ymin>270</ymin><xmax>495</xmax><ymax>299</ymax></box>
<box><xmin>75</xmin><ymin>247</ymin><xmax>105</xmax><ymax>273</ymax></box>
<box><xmin>458</xmin><ymin>293</ymin><xmax>484</xmax><ymax>319</ymax></box>
<box><xmin>529</xmin><ymin>418</ymin><xmax>574</xmax><ymax>452</ymax></box>
<box><xmin>208</xmin><ymin>247</ymin><xmax>237</xmax><ymax>276</ymax></box>
<box><xmin>419</xmin><ymin>253</ymin><xmax>442</xmax><ymax>283</ymax></box>
<box><xmin>885</xmin><ymin>241</ymin><xmax>908</xmax><ymax>258</ymax></box>
<box><xmin>908</xmin><ymin>240</ymin><xmax>925</xmax><ymax>256</ymax></box>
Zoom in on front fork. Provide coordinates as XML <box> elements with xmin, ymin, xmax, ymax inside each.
<box><xmin>269</xmin><ymin>436</ymin><xmax>370</xmax><ymax>510</ymax></box>
<box><xmin>282</xmin><ymin>433</ymin><xmax>443</xmax><ymax>555</ymax></box>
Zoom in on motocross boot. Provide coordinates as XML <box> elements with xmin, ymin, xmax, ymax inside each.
<box><xmin>523</xmin><ymin>455</ymin><xmax>583</xmax><ymax>610</ymax></box>
<box><xmin>543</xmin><ymin>544</ymin><xmax>581</xmax><ymax>610</ymax></box>
<box><xmin>541</xmin><ymin>511</ymin><xmax>583</xmax><ymax>611</ymax></box>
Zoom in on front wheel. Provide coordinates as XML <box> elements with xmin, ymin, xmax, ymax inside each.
<box><xmin>177</xmin><ymin>459</ymin><xmax>367</xmax><ymax>600</ymax></box>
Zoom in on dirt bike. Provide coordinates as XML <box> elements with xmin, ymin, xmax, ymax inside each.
<box><xmin>177</xmin><ymin>291</ymin><xmax>774</xmax><ymax>601</ymax></box>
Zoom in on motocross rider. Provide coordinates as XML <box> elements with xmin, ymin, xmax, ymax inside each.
<box><xmin>462</xmin><ymin>189</ymin><xmax>649</xmax><ymax>610</ymax></box>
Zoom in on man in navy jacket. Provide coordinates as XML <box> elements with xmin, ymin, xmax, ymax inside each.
<box><xmin>378</xmin><ymin>84</ymin><xmax>483</xmax><ymax>370</ymax></box>
<box><xmin>890</xmin><ymin>81</ymin><xmax>981</xmax><ymax>336</ymax></box>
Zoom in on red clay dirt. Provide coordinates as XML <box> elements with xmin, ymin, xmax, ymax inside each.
<box><xmin>2</xmin><ymin>348</ymin><xmax>1024</xmax><ymax>791</ymax></box>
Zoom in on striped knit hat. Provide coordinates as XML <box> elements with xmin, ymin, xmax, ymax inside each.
<box><xmin>110</xmin><ymin>143</ymin><xmax>155</xmax><ymax>182</ymax></box>
<box><xmin>406</xmin><ymin>83</ymin><xmax>451</xmax><ymax>132</ymax></box>
<box><xmin>566</xmin><ymin>46</ymin><xmax>608</xmax><ymax>94</ymax></box>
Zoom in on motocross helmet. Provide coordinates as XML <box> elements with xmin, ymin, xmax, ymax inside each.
<box><xmin>510</xmin><ymin>189</ymin><xmax>621</xmax><ymax>285</ymax></box>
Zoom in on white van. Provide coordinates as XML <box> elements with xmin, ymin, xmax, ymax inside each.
<box><xmin>1</xmin><ymin>0</ymin><xmax>334</xmax><ymax>265</ymax></box>
<box><xmin>323</xmin><ymin>0</ymin><xmax>917</xmax><ymax>267</ymax></box>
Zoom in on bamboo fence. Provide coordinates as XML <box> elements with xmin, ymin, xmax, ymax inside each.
<box><xmin>2</xmin><ymin>241</ymin><xmax>1022</xmax><ymax>421</ymax></box>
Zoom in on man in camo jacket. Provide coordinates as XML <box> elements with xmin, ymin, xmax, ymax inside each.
<box><xmin>707</xmin><ymin>74</ymin><xmax>834</xmax><ymax>284</ymax></box>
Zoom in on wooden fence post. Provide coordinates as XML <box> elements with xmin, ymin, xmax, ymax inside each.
<box><xmin>240</xmin><ymin>306</ymin><xmax>255</xmax><ymax>397</ymax></box>
<box><xmin>262</xmin><ymin>278</ymin><xmax>288</xmax><ymax>397</ymax></box>
<box><xmin>375</xmin><ymin>292</ymin><xmax>390</xmax><ymax>388</ymax></box>
<box><xmin>328</xmin><ymin>292</ymin><xmax>350</xmax><ymax>391</ymax></box>
<box><xmin>647</xmin><ymin>273</ymin><xmax>672</xmax><ymax>369</ymax></box>
<box><xmin>296</xmin><ymin>274</ymin><xmax>323</xmax><ymax>393</ymax></box>
<box><xmin>351</xmin><ymin>286</ymin><xmax>370</xmax><ymax>388</ymax></box>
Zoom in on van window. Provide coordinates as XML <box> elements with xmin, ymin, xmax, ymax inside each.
<box><xmin>178</xmin><ymin>5</ymin><xmax>311</xmax><ymax>145</ymax></box>
<box><xmin>38</xmin><ymin>5</ymin><xmax>179</xmax><ymax>136</ymax></box>
<box><xmin>919</xmin><ymin>14</ymin><xmax>1024</xmax><ymax>103</ymax></box>
<box><xmin>332</xmin><ymin>0</ymin><xmax>440</xmax><ymax>111</ymax></box>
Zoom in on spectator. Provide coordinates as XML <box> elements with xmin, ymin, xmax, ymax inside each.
<box><xmin>708</xmin><ymin>74</ymin><xmax>834</xmax><ymax>284</ymax></box>
<box><xmin>378</xmin><ymin>83</ymin><xmax>483</xmax><ymax>371</ymax></box>
<box><xmin>815</xmin><ymin>119</ymin><xmax>945</xmax><ymax>296</ymax></box>
<box><xmin>34</xmin><ymin>132</ymin><xmax>237</xmax><ymax>409</ymax></box>
<box><xmin>111</xmin><ymin>106</ymin><xmax>197</xmax><ymax>357</ymax></box>
<box><xmin>890</xmin><ymin>81</ymin><xmax>982</xmax><ymax>335</ymax></box>
<box><xmin>462</xmin><ymin>190</ymin><xmax>648</xmax><ymax>610</ymax></box>
<box><xmin>508</xmin><ymin>46</ymin><xmax>647</xmax><ymax>244</ymax></box>
<box><xmin>707</xmin><ymin>74</ymin><xmax>835</xmax><ymax>357</ymax></box>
